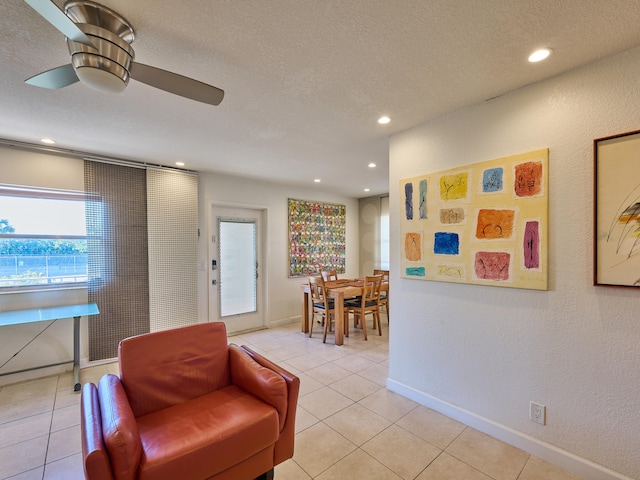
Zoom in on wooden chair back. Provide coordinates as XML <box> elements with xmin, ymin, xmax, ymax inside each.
<box><xmin>373</xmin><ymin>269</ymin><xmax>389</xmax><ymax>281</ymax></box>
<box><xmin>308</xmin><ymin>275</ymin><xmax>326</xmax><ymax>306</ymax></box>
<box><xmin>321</xmin><ymin>269</ymin><xmax>338</xmax><ymax>281</ymax></box>
<box><xmin>345</xmin><ymin>274</ymin><xmax>383</xmax><ymax>340</ymax></box>
<box><xmin>308</xmin><ymin>276</ymin><xmax>340</xmax><ymax>341</ymax></box>
<box><xmin>362</xmin><ymin>274</ymin><xmax>383</xmax><ymax>305</ymax></box>
<box><xmin>373</xmin><ymin>269</ymin><xmax>389</xmax><ymax>320</ymax></box>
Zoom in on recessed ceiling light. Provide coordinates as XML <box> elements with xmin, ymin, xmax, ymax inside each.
<box><xmin>41</xmin><ymin>138</ymin><xmax>56</xmax><ymax>144</ymax></box>
<box><xmin>175</xmin><ymin>161</ymin><xmax>185</xmax><ymax>166</ymax></box>
<box><xmin>378</xmin><ymin>116</ymin><xmax>390</xmax><ymax>124</ymax></box>
<box><xmin>368</xmin><ymin>162</ymin><xmax>377</xmax><ymax>168</ymax></box>
<box><xmin>528</xmin><ymin>48</ymin><xmax>551</xmax><ymax>63</ymax></box>
<box><xmin>364</xmin><ymin>188</ymin><xmax>370</xmax><ymax>192</ymax></box>
<box><xmin>314</xmin><ymin>178</ymin><xmax>321</xmax><ymax>183</ymax></box>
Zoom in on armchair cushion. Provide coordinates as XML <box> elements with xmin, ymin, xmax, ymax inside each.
<box><xmin>229</xmin><ymin>344</ymin><xmax>288</xmax><ymax>431</ymax></box>
<box><xmin>98</xmin><ymin>374</ymin><xmax>142</xmax><ymax>480</ymax></box>
<box><xmin>136</xmin><ymin>386</ymin><xmax>278</xmax><ymax>480</ymax></box>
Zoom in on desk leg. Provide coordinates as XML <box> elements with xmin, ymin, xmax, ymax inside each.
<box><xmin>73</xmin><ymin>315</ymin><xmax>81</xmax><ymax>392</ymax></box>
<box><xmin>301</xmin><ymin>291</ymin><xmax>310</xmax><ymax>334</ymax></box>
<box><xmin>333</xmin><ymin>291</ymin><xmax>344</xmax><ymax>346</ymax></box>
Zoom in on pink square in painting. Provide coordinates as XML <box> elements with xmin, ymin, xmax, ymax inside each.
<box><xmin>474</xmin><ymin>251</ymin><xmax>511</xmax><ymax>281</ymax></box>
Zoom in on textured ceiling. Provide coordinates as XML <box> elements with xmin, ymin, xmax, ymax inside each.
<box><xmin>2</xmin><ymin>1</ymin><xmax>640</xmax><ymax>198</ymax></box>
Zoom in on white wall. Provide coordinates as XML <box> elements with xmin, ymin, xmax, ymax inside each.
<box><xmin>197</xmin><ymin>172</ymin><xmax>360</xmax><ymax>327</ymax></box>
<box><xmin>0</xmin><ymin>147</ymin><xmax>87</xmax><ymax>385</ymax></box>
<box><xmin>388</xmin><ymin>47</ymin><xmax>640</xmax><ymax>479</ymax></box>
<box><xmin>0</xmin><ymin>148</ymin><xmax>358</xmax><ymax>385</ymax></box>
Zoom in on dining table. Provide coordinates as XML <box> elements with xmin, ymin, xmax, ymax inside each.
<box><xmin>300</xmin><ymin>278</ymin><xmax>388</xmax><ymax>345</ymax></box>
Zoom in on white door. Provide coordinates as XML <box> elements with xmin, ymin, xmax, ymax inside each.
<box><xmin>210</xmin><ymin>206</ymin><xmax>264</xmax><ymax>333</ymax></box>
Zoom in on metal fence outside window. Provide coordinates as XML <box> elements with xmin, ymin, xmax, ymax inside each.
<box><xmin>0</xmin><ymin>254</ymin><xmax>88</xmax><ymax>287</ymax></box>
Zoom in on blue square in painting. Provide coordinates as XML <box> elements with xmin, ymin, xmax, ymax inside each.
<box><xmin>434</xmin><ymin>232</ymin><xmax>459</xmax><ymax>255</ymax></box>
<box><xmin>482</xmin><ymin>168</ymin><xmax>503</xmax><ymax>192</ymax></box>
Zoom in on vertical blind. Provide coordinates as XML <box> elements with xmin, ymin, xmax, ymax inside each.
<box><xmin>85</xmin><ymin>161</ymin><xmax>150</xmax><ymax>361</ymax></box>
<box><xmin>85</xmin><ymin>161</ymin><xmax>198</xmax><ymax>361</ymax></box>
<box><xmin>147</xmin><ymin>169</ymin><xmax>198</xmax><ymax>331</ymax></box>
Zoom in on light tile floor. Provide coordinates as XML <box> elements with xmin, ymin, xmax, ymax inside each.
<box><xmin>0</xmin><ymin>318</ymin><xmax>583</xmax><ymax>480</ymax></box>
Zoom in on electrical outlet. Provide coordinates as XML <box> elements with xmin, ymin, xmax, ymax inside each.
<box><xmin>529</xmin><ymin>401</ymin><xmax>546</xmax><ymax>425</ymax></box>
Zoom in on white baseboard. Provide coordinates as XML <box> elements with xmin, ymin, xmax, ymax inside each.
<box><xmin>387</xmin><ymin>378</ymin><xmax>633</xmax><ymax>480</ymax></box>
<box><xmin>0</xmin><ymin>363</ymin><xmax>72</xmax><ymax>387</ymax></box>
<box><xmin>268</xmin><ymin>316</ymin><xmax>300</xmax><ymax>328</ymax></box>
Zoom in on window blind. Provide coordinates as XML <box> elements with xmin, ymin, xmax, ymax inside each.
<box><xmin>147</xmin><ymin>169</ymin><xmax>198</xmax><ymax>331</ymax></box>
<box><xmin>85</xmin><ymin>161</ymin><xmax>150</xmax><ymax>361</ymax></box>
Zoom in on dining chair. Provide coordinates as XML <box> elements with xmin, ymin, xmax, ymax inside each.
<box><xmin>373</xmin><ymin>269</ymin><xmax>390</xmax><ymax>321</ymax></box>
<box><xmin>321</xmin><ymin>269</ymin><xmax>338</xmax><ymax>281</ymax></box>
<box><xmin>308</xmin><ymin>275</ymin><xmax>348</xmax><ymax>342</ymax></box>
<box><xmin>345</xmin><ymin>274</ymin><xmax>383</xmax><ymax>340</ymax></box>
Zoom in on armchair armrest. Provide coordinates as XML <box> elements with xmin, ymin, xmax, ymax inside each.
<box><xmin>81</xmin><ymin>382</ymin><xmax>115</xmax><ymax>480</ymax></box>
<box><xmin>239</xmin><ymin>345</ymin><xmax>300</xmax><ymax>465</ymax></box>
<box><xmin>97</xmin><ymin>374</ymin><xmax>142</xmax><ymax>480</ymax></box>
<box><xmin>229</xmin><ymin>344</ymin><xmax>288</xmax><ymax>430</ymax></box>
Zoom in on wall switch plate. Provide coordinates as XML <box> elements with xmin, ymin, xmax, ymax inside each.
<box><xmin>530</xmin><ymin>401</ymin><xmax>546</xmax><ymax>425</ymax></box>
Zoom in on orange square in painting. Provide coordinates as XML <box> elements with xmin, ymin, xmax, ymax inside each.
<box><xmin>476</xmin><ymin>209</ymin><xmax>515</xmax><ymax>239</ymax></box>
<box><xmin>514</xmin><ymin>161</ymin><xmax>543</xmax><ymax>197</ymax></box>
<box><xmin>405</xmin><ymin>233</ymin><xmax>421</xmax><ymax>261</ymax></box>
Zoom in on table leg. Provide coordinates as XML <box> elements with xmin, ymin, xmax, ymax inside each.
<box><xmin>333</xmin><ymin>291</ymin><xmax>344</xmax><ymax>346</ymax></box>
<box><xmin>301</xmin><ymin>290</ymin><xmax>310</xmax><ymax>334</ymax></box>
<box><xmin>73</xmin><ymin>315</ymin><xmax>81</xmax><ymax>392</ymax></box>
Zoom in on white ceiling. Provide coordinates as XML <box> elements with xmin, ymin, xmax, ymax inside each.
<box><xmin>2</xmin><ymin>1</ymin><xmax>640</xmax><ymax>198</ymax></box>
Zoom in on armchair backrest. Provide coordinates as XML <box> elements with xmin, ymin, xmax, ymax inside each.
<box><xmin>119</xmin><ymin>322</ymin><xmax>231</xmax><ymax>417</ymax></box>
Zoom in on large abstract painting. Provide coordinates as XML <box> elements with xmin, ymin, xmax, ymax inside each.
<box><xmin>400</xmin><ymin>149</ymin><xmax>548</xmax><ymax>290</ymax></box>
<box><xmin>288</xmin><ymin>198</ymin><xmax>346</xmax><ymax>277</ymax></box>
<box><xmin>595</xmin><ymin>131</ymin><xmax>640</xmax><ymax>287</ymax></box>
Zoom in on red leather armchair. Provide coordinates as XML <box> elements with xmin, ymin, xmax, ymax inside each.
<box><xmin>81</xmin><ymin>322</ymin><xmax>299</xmax><ymax>480</ymax></box>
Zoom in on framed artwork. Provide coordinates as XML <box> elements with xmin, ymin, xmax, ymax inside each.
<box><xmin>400</xmin><ymin>149</ymin><xmax>548</xmax><ymax>290</ymax></box>
<box><xmin>288</xmin><ymin>198</ymin><xmax>346</xmax><ymax>277</ymax></box>
<box><xmin>594</xmin><ymin>131</ymin><xmax>640</xmax><ymax>287</ymax></box>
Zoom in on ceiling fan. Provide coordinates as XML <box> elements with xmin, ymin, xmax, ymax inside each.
<box><xmin>23</xmin><ymin>0</ymin><xmax>225</xmax><ymax>105</ymax></box>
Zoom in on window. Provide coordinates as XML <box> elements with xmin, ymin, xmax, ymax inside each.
<box><xmin>218</xmin><ymin>218</ymin><xmax>257</xmax><ymax>317</ymax></box>
<box><xmin>380</xmin><ymin>196</ymin><xmax>390</xmax><ymax>270</ymax></box>
<box><xmin>380</xmin><ymin>212</ymin><xmax>389</xmax><ymax>270</ymax></box>
<box><xmin>0</xmin><ymin>185</ymin><xmax>87</xmax><ymax>289</ymax></box>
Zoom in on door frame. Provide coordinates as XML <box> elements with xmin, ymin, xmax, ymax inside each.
<box><xmin>209</xmin><ymin>203</ymin><xmax>268</xmax><ymax>334</ymax></box>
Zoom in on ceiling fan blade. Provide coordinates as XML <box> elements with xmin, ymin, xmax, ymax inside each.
<box><xmin>24</xmin><ymin>0</ymin><xmax>96</xmax><ymax>48</ymax></box>
<box><xmin>130</xmin><ymin>62</ymin><xmax>224</xmax><ymax>106</ymax></box>
<box><xmin>25</xmin><ymin>64</ymin><xmax>79</xmax><ymax>89</ymax></box>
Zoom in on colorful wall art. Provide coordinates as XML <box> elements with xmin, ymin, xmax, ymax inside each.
<box><xmin>288</xmin><ymin>198</ymin><xmax>346</xmax><ymax>277</ymax></box>
<box><xmin>400</xmin><ymin>149</ymin><xmax>548</xmax><ymax>290</ymax></box>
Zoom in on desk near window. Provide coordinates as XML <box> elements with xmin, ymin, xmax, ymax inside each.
<box><xmin>0</xmin><ymin>303</ymin><xmax>99</xmax><ymax>391</ymax></box>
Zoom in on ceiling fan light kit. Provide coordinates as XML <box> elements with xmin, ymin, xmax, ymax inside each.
<box><xmin>67</xmin><ymin>13</ymin><xmax>134</xmax><ymax>94</ymax></box>
<box><xmin>24</xmin><ymin>0</ymin><xmax>224</xmax><ymax>105</ymax></box>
